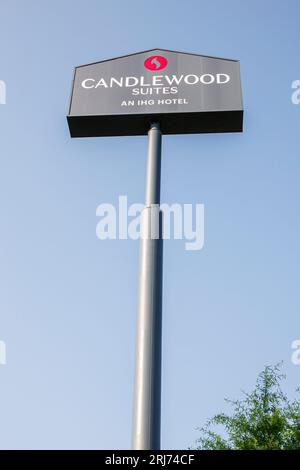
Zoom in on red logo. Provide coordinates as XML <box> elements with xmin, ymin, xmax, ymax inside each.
<box><xmin>144</xmin><ymin>55</ymin><xmax>168</xmax><ymax>71</ymax></box>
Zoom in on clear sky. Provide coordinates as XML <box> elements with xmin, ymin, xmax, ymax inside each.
<box><xmin>0</xmin><ymin>0</ymin><xmax>300</xmax><ymax>450</ymax></box>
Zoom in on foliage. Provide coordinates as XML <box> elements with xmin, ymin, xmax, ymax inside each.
<box><xmin>194</xmin><ymin>364</ymin><xmax>300</xmax><ymax>450</ymax></box>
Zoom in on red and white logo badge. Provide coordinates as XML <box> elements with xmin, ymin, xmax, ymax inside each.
<box><xmin>144</xmin><ymin>55</ymin><xmax>168</xmax><ymax>71</ymax></box>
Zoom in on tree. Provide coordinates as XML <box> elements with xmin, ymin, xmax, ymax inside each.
<box><xmin>194</xmin><ymin>364</ymin><xmax>300</xmax><ymax>450</ymax></box>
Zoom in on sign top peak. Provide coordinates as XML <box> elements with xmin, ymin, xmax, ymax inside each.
<box><xmin>75</xmin><ymin>48</ymin><xmax>240</xmax><ymax>70</ymax></box>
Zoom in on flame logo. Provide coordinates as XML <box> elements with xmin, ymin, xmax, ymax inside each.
<box><xmin>151</xmin><ymin>57</ymin><xmax>161</xmax><ymax>69</ymax></box>
<box><xmin>144</xmin><ymin>55</ymin><xmax>168</xmax><ymax>71</ymax></box>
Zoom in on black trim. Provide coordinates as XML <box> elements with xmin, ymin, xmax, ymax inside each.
<box><xmin>67</xmin><ymin>110</ymin><xmax>243</xmax><ymax>138</ymax></box>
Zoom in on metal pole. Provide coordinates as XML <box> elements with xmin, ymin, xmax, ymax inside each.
<box><xmin>132</xmin><ymin>122</ymin><xmax>163</xmax><ymax>450</ymax></box>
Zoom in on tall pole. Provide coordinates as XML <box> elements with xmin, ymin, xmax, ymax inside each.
<box><xmin>132</xmin><ymin>122</ymin><xmax>163</xmax><ymax>450</ymax></box>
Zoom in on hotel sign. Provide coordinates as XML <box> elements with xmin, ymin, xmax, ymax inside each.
<box><xmin>67</xmin><ymin>48</ymin><xmax>243</xmax><ymax>137</ymax></box>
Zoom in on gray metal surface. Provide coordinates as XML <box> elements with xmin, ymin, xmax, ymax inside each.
<box><xmin>132</xmin><ymin>123</ymin><xmax>163</xmax><ymax>450</ymax></box>
<box><xmin>67</xmin><ymin>49</ymin><xmax>243</xmax><ymax>136</ymax></box>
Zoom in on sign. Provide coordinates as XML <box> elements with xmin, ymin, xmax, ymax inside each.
<box><xmin>67</xmin><ymin>48</ymin><xmax>243</xmax><ymax>137</ymax></box>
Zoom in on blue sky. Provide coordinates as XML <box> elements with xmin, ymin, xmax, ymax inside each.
<box><xmin>0</xmin><ymin>0</ymin><xmax>300</xmax><ymax>450</ymax></box>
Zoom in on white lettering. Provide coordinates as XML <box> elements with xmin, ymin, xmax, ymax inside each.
<box><xmin>0</xmin><ymin>80</ymin><xmax>6</xmax><ymax>104</ymax></box>
<box><xmin>184</xmin><ymin>74</ymin><xmax>199</xmax><ymax>85</ymax></box>
<box><xmin>200</xmin><ymin>74</ymin><xmax>215</xmax><ymax>84</ymax></box>
<box><xmin>291</xmin><ymin>340</ymin><xmax>300</xmax><ymax>365</ymax></box>
<box><xmin>110</xmin><ymin>77</ymin><xmax>123</xmax><ymax>87</ymax></box>
<box><xmin>184</xmin><ymin>204</ymin><xmax>205</xmax><ymax>251</ymax></box>
<box><xmin>140</xmin><ymin>76</ymin><xmax>151</xmax><ymax>86</ymax></box>
<box><xmin>291</xmin><ymin>80</ymin><xmax>300</xmax><ymax>105</ymax></box>
<box><xmin>96</xmin><ymin>204</ymin><xmax>116</xmax><ymax>239</ymax></box>
<box><xmin>153</xmin><ymin>75</ymin><xmax>164</xmax><ymax>86</ymax></box>
<box><xmin>217</xmin><ymin>73</ymin><xmax>230</xmax><ymax>84</ymax></box>
<box><xmin>82</xmin><ymin>79</ymin><xmax>95</xmax><ymax>89</ymax></box>
<box><xmin>95</xmin><ymin>78</ymin><xmax>108</xmax><ymax>88</ymax></box>
<box><xmin>125</xmin><ymin>76</ymin><xmax>139</xmax><ymax>87</ymax></box>
<box><xmin>81</xmin><ymin>73</ymin><xmax>232</xmax><ymax>90</ymax></box>
<box><xmin>0</xmin><ymin>340</ymin><xmax>6</xmax><ymax>365</ymax></box>
<box><xmin>165</xmin><ymin>75</ymin><xmax>184</xmax><ymax>86</ymax></box>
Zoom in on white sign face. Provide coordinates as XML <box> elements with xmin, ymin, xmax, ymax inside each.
<box><xmin>68</xmin><ymin>49</ymin><xmax>243</xmax><ymax>137</ymax></box>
